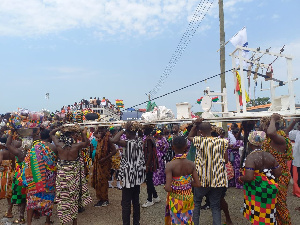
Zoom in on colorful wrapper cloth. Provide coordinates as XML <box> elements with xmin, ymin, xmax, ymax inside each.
<box><xmin>55</xmin><ymin>158</ymin><xmax>92</xmax><ymax>224</ymax></box>
<box><xmin>243</xmin><ymin>170</ymin><xmax>278</xmax><ymax>225</ymax></box>
<box><xmin>165</xmin><ymin>174</ymin><xmax>194</xmax><ymax>224</ymax></box>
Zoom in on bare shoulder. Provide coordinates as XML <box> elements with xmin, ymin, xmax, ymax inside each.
<box><xmin>166</xmin><ymin>160</ymin><xmax>176</xmax><ymax>169</ymax></box>
<box><xmin>263</xmin><ymin>151</ymin><xmax>276</xmax><ymax>160</ymax></box>
<box><xmin>186</xmin><ymin>159</ymin><xmax>196</xmax><ymax>170</ymax></box>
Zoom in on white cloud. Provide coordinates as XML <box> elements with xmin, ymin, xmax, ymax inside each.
<box><xmin>47</xmin><ymin>67</ymin><xmax>85</xmax><ymax>74</ymax></box>
<box><xmin>272</xmin><ymin>14</ymin><xmax>280</xmax><ymax>19</ymax></box>
<box><xmin>0</xmin><ymin>0</ymin><xmax>203</xmax><ymax>37</ymax></box>
<box><xmin>224</xmin><ymin>0</ymin><xmax>253</xmax><ymax>10</ymax></box>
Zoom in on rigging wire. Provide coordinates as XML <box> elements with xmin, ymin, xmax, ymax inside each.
<box><xmin>148</xmin><ymin>0</ymin><xmax>215</xmax><ymax>98</ymax></box>
<box><xmin>100</xmin><ymin>68</ymin><xmax>233</xmax><ymax>120</ymax></box>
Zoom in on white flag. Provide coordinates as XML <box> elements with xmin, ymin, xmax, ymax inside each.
<box><xmin>230</xmin><ymin>27</ymin><xmax>249</xmax><ymax>67</ymax></box>
<box><xmin>230</xmin><ymin>27</ymin><xmax>248</xmax><ymax>48</ymax></box>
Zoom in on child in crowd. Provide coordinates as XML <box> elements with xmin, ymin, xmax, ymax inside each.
<box><xmin>165</xmin><ymin>136</ymin><xmax>200</xmax><ymax>224</ymax></box>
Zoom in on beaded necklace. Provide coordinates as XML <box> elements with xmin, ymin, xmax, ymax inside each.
<box><xmin>172</xmin><ymin>153</ymin><xmax>187</xmax><ymax>161</ymax></box>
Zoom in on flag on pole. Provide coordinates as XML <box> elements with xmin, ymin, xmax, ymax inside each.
<box><xmin>115</xmin><ymin>99</ymin><xmax>124</xmax><ymax>108</ymax></box>
<box><xmin>235</xmin><ymin>71</ymin><xmax>250</xmax><ymax>106</ymax></box>
<box><xmin>230</xmin><ymin>27</ymin><xmax>249</xmax><ymax>66</ymax></box>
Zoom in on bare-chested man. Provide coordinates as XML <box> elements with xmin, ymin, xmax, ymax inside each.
<box><xmin>50</xmin><ymin>126</ymin><xmax>92</xmax><ymax>225</ymax></box>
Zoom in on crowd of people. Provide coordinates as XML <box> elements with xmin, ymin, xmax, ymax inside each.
<box><xmin>58</xmin><ymin>97</ymin><xmax>121</xmax><ymax>113</ymax></box>
<box><xmin>0</xmin><ymin>112</ymin><xmax>299</xmax><ymax>225</ymax></box>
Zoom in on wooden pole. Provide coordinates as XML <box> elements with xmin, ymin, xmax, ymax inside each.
<box><xmin>219</xmin><ymin>0</ymin><xmax>227</xmax><ymax>130</ymax></box>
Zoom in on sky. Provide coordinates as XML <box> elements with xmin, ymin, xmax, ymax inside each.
<box><xmin>0</xmin><ymin>0</ymin><xmax>299</xmax><ymax>116</ymax></box>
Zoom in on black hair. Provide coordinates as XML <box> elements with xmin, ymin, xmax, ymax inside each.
<box><xmin>40</xmin><ymin>129</ymin><xmax>50</xmax><ymax>140</ymax></box>
<box><xmin>144</xmin><ymin>127</ymin><xmax>153</xmax><ymax>136</ymax></box>
<box><xmin>231</xmin><ymin>123</ymin><xmax>238</xmax><ymax>129</ymax></box>
<box><xmin>172</xmin><ymin>136</ymin><xmax>187</xmax><ymax>150</ymax></box>
<box><xmin>199</xmin><ymin>122</ymin><xmax>211</xmax><ymax>131</ymax></box>
<box><xmin>126</xmin><ymin>130</ymin><xmax>136</xmax><ymax>136</ymax></box>
<box><xmin>211</xmin><ymin>131</ymin><xmax>218</xmax><ymax>137</ymax></box>
<box><xmin>110</xmin><ymin>129</ymin><xmax>117</xmax><ymax>135</ymax></box>
<box><xmin>232</xmin><ymin>129</ymin><xmax>239</xmax><ymax>135</ymax></box>
<box><xmin>0</xmin><ymin>137</ymin><xmax>7</xmax><ymax>144</ymax></box>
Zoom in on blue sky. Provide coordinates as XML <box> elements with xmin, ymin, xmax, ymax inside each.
<box><xmin>0</xmin><ymin>0</ymin><xmax>299</xmax><ymax>115</ymax></box>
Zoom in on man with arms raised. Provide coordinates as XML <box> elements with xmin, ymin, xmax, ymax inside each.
<box><xmin>188</xmin><ymin>118</ymin><xmax>228</xmax><ymax>225</ymax></box>
<box><xmin>50</xmin><ymin>125</ymin><xmax>92</xmax><ymax>225</ymax></box>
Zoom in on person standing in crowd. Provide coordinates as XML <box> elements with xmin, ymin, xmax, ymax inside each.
<box><xmin>23</xmin><ymin>129</ymin><xmax>57</xmax><ymax>225</ymax></box>
<box><xmin>92</xmin><ymin>126</ymin><xmax>117</xmax><ymax>207</ymax></box>
<box><xmin>111</xmin><ymin>121</ymin><xmax>146</xmax><ymax>225</ymax></box>
<box><xmin>261</xmin><ymin>113</ymin><xmax>293</xmax><ymax>225</ymax></box>
<box><xmin>96</xmin><ymin>97</ymin><xmax>101</xmax><ymax>107</ymax></box>
<box><xmin>93</xmin><ymin>97</ymin><xmax>97</xmax><ymax>107</ymax></box>
<box><xmin>153</xmin><ymin>129</ymin><xmax>169</xmax><ymax>186</ymax></box>
<box><xmin>109</xmin><ymin>127</ymin><xmax>122</xmax><ymax>190</ymax></box>
<box><xmin>228</xmin><ymin>129</ymin><xmax>244</xmax><ymax>189</ymax></box>
<box><xmin>89</xmin><ymin>97</ymin><xmax>93</xmax><ymax>107</ymax></box>
<box><xmin>142</xmin><ymin>125</ymin><xmax>160</xmax><ymax>208</ymax></box>
<box><xmin>165</xmin><ymin>136</ymin><xmax>200</xmax><ymax>224</ymax></box>
<box><xmin>228</xmin><ymin>123</ymin><xmax>238</xmax><ymax>145</ymax></box>
<box><xmin>188</xmin><ymin>118</ymin><xmax>228</xmax><ymax>225</ymax></box>
<box><xmin>285</xmin><ymin>118</ymin><xmax>300</xmax><ymax>200</ymax></box>
<box><xmin>239</xmin><ymin>131</ymin><xmax>281</xmax><ymax>225</ymax></box>
<box><xmin>0</xmin><ymin>137</ymin><xmax>15</xmax><ymax>219</ymax></box>
<box><xmin>165</xmin><ymin>124</ymin><xmax>180</xmax><ymax>163</ymax></box>
<box><xmin>50</xmin><ymin>125</ymin><xmax>92</xmax><ymax>225</ymax></box>
<box><xmin>6</xmin><ymin>133</ymin><xmax>28</xmax><ymax>224</ymax></box>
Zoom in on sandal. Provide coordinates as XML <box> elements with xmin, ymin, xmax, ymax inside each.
<box><xmin>295</xmin><ymin>207</ymin><xmax>300</xmax><ymax>211</ymax></box>
<box><xmin>3</xmin><ymin>212</ymin><xmax>13</xmax><ymax>218</ymax></box>
<box><xmin>13</xmin><ymin>218</ymin><xmax>26</xmax><ymax>224</ymax></box>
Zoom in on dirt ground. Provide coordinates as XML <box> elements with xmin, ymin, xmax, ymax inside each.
<box><xmin>1</xmin><ymin>182</ymin><xmax>299</xmax><ymax>225</ymax></box>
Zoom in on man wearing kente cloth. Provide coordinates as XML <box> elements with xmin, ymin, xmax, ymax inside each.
<box><xmin>164</xmin><ymin>136</ymin><xmax>200</xmax><ymax>224</ymax></box>
<box><xmin>23</xmin><ymin>129</ymin><xmax>58</xmax><ymax>225</ymax></box>
<box><xmin>92</xmin><ymin>126</ymin><xmax>116</xmax><ymax>207</ymax></box>
<box><xmin>188</xmin><ymin>118</ymin><xmax>228</xmax><ymax>225</ymax></box>
<box><xmin>239</xmin><ymin>131</ymin><xmax>282</xmax><ymax>225</ymax></box>
<box><xmin>50</xmin><ymin>125</ymin><xmax>92</xmax><ymax>225</ymax></box>
<box><xmin>261</xmin><ymin>113</ymin><xmax>293</xmax><ymax>225</ymax></box>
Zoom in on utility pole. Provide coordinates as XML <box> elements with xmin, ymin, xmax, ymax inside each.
<box><xmin>219</xmin><ymin>0</ymin><xmax>226</xmax><ymax>102</ymax></box>
<box><xmin>219</xmin><ymin>0</ymin><xmax>227</xmax><ymax>131</ymax></box>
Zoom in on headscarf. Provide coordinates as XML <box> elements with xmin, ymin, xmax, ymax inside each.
<box><xmin>248</xmin><ymin>131</ymin><xmax>266</xmax><ymax>146</ymax></box>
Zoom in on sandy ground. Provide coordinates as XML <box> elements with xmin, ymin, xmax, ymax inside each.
<box><xmin>1</xmin><ymin>182</ymin><xmax>299</xmax><ymax>225</ymax></box>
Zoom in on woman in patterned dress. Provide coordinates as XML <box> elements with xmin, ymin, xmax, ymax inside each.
<box><xmin>153</xmin><ymin>129</ymin><xmax>169</xmax><ymax>186</ymax></box>
<box><xmin>261</xmin><ymin>113</ymin><xmax>293</xmax><ymax>225</ymax></box>
<box><xmin>227</xmin><ymin>129</ymin><xmax>244</xmax><ymax>188</ymax></box>
<box><xmin>239</xmin><ymin>131</ymin><xmax>282</xmax><ymax>225</ymax></box>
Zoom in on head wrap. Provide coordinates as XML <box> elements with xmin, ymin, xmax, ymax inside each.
<box><xmin>248</xmin><ymin>131</ymin><xmax>266</xmax><ymax>146</ymax></box>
